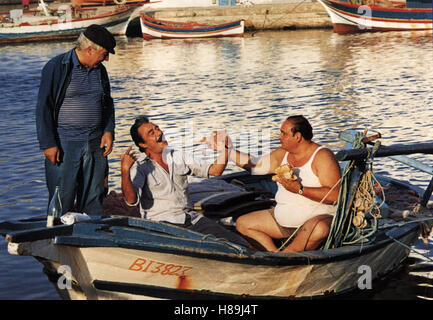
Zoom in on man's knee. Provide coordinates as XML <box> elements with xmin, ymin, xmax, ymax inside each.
<box><xmin>304</xmin><ymin>215</ymin><xmax>332</xmax><ymax>242</ymax></box>
<box><xmin>235</xmin><ymin>214</ymin><xmax>248</xmax><ymax>234</ymax></box>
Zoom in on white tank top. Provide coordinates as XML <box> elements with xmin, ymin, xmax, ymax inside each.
<box><xmin>274</xmin><ymin>146</ymin><xmax>336</xmax><ymax>228</ymax></box>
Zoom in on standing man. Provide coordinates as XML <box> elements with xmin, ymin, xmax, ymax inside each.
<box><xmin>36</xmin><ymin>24</ymin><xmax>116</xmax><ymax>216</ymax></box>
<box><xmin>119</xmin><ymin>116</ymin><xmax>250</xmax><ymax>248</ymax></box>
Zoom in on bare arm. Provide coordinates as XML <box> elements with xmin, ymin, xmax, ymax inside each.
<box><xmin>202</xmin><ymin>131</ymin><xmax>285</xmax><ymax>176</ymax></box>
<box><xmin>229</xmin><ymin>147</ymin><xmax>285</xmax><ymax>175</ymax></box>
<box><xmin>275</xmin><ymin>148</ymin><xmax>341</xmax><ymax>204</ymax></box>
<box><xmin>313</xmin><ymin>148</ymin><xmax>341</xmax><ymax>203</ymax></box>
<box><xmin>208</xmin><ymin>147</ymin><xmax>230</xmax><ymax>176</ymax></box>
<box><xmin>202</xmin><ymin>130</ymin><xmax>230</xmax><ymax>177</ymax></box>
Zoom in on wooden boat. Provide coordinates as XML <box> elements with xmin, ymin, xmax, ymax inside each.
<box><xmin>0</xmin><ymin>4</ymin><xmax>136</xmax><ymax>44</ymax></box>
<box><xmin>139</xmin><ymin>13</ymin><xmax>244</xmax><ymax>39</ymax></box>
<box><xmin>317</xmin><ymin>0</ymin><xmax>433</xmax><ymax>34</ymax></box>
<box><xmin>0</xmin><ymin>130</ymin><xmax>432</xmax><ymax>300</ymax></box>
<box><xmin>72</xmin><ymin>0</ymin><xmax>149</xmax><ymax>7</ymax></box>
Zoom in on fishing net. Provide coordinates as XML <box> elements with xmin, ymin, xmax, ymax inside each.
<box><xmin>323</xmin><ymin>130</ymin><xmax>383</xmax><ymax>249</ymax></box>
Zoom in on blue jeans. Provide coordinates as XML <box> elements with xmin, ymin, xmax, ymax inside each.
<box><xmin>45</xmin><ymin>138</ymin><xmax>107</xmax><ymax>216</ymax></box>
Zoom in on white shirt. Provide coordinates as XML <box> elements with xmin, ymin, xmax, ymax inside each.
<box><xmin>128</xmin><ymin>147</ymin><xmax>211</xmax><ymax>224</ymax></box>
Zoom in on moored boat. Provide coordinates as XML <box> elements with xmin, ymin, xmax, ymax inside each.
<box><xmin>139</xmin><ymin>13</ymin><xmax>244</xmax><ymax>39</ymax></box>
<box><xmin>0</xmin><ymin>3</ymin><xmax>137</xmax><ymax>44</ymax></box>
<box><xmin>0</xmin><ymin>130</ymin><xmax>432</xmax><ymax>299</ymax></box>
<box><xmin>317</xmin><ymin>0</ymin><xmax>433</xmax><ymax>34</ymax></box>
<box><xmin>72</xmin><ymin>0</ymin><xmax>149</xmax><ymax>7</ymax></box>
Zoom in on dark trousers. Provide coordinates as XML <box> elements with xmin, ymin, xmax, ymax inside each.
<box><xmin>184</xmin><ymin>215</ymin><xmax>250</xmax><ymax>248</ymax></box>
<box><xmin>45</xmin><ymin>138</ymin><xmax>107</xmax><ymax>216</ymax></box>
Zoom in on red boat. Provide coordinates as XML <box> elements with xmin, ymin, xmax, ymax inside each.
<box><xmin>140</xmin><ymin>13</ymin><xmax>244</xmax><ymax>39</ymax></box>
<box><xmin>318</xmin><ymin>0</ymin><xmax>432</xmax><ymax>34</ymax></box>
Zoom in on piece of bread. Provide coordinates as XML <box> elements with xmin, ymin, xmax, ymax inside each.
<box><xmin>272</xmin><ymin>164</ymin><xmax>297</xmax><ymax>182</ymax></box>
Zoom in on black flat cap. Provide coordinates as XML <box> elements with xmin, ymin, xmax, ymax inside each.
<box><xmin>83</xmin><ymin>24</ymin><xmax>116</xmax><ymax>54</ymax></box>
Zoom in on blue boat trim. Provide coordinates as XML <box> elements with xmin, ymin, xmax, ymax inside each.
<box><xmin>322</xmin><ymin>0</ymin><xmax>433</xmax><ymax>21</ymax></box>
<box><xmin>0</xmin><ymin>16</ymin><xmax>129</xmax><ymax>40</ymax></box>
<box><xmin>143</xmin><ymin>20</ymin><xmax>242</xmax><ymax>34</ymax></box>
<box><xmin>329</xmin><ymin>5</ymin><xmax>363</xmax><ymax>25</ymax></box>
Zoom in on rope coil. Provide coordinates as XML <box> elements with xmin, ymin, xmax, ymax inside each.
<box><xmin>324</xmin><ymin>130</ymin><xmax>383</xmax><ymax>249</ymax></box>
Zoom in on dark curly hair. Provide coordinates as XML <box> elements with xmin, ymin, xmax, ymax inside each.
<box><xmin>130</xmin><ymin>116</ymin><xmax>150</xmax><ymax>152</ymax></box>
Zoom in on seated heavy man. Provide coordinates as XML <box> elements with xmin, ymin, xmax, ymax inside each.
<box><xmin>227</xmin><ymin>115</ymin><xmax>341</xmax><ymax>252</ymax></box>
<box><xmin>120</xmin><ymin>116</ymin><xmax>249</xmax><ymax>248</ymax></box>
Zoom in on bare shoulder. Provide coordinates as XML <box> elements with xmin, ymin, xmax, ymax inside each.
<box><xmin>316</xmin><ymin>147</ymin><xmax>338</xmax><ymax>162</ymax></box>
<box><xmin>270</xmin><ymin>148</ymin><xmax>287</xmax><ymax>167</ymax></box>
<box><xmin>313</xmin><ymin>146</ymin><xmax>341</xmax><ymax>175</ymax></box>
<box><xmin>270</xmin><ymin>147</ymin><xmax>287</xmax><ymax>159</ymax></box>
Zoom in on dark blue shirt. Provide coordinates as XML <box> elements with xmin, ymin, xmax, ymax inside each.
<box><xmin>57</xmin><ymin>50</ymin><xmax>103</xmax><ymax>141</ymax></box>
<box><xmin>36</xmin><ymin>49</ymin><xmax>115</xmax><ymax>150</ymax></box>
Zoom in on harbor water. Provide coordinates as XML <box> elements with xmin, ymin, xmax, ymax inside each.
<box><xmin>0</xmin><ymin>29</ymin><xmax>432</xmax><ymax>300</ymax></box>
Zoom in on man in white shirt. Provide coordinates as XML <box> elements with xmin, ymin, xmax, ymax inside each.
<box><xmin>120</xmin><ymin>116</ymin><xmax>249</xmax><ymax>248</ymax></box>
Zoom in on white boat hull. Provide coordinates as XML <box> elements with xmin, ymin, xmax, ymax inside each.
<box><xmin>8</xmin><ymin>223</ymin><xmax>418</xmax><ymax>300</ymax></box>
<box><xmin>139</xmin><ymin>15</ymin><xmax>244</xmax><ymax>39</ymax></box>
<box><xmin>317</xmin><ymin>0</ymin><xmax>432</xmax><ymax>34</ymax></box>
<box><xmin>0</xmin><ymin>6</ymin><xmax>134</xmax><ymax>43</ymax></box>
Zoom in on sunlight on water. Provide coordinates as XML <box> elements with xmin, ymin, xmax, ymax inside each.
<box><xmin>0</xmin><ymin>29</ymin><xmax>432</xmax><ymax>299</ymax></box>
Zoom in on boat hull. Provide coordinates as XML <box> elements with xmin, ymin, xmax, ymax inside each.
<box><xmin>7</xmin><ymin>219</ymin><xmax>419</xmax><ymax>299</ymax></box>
<box><xmin>0</xmin><ymin>6</ymin><xmax>134</xmax><ymax>43</ymax></box>
<box><xmin>139</xmin><ymin>14</ymin><xmax>244</xmax><ymax>39</ymax></box>
<box><xmin>317</xmin><ymin>0</ymin><xmax>433</xmax><ymax>34</ymax></box>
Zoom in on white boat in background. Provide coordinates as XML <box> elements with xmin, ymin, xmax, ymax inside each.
<box><xmin>140</xmin><ymin>13</ymin><xmax>244</xmax><ymax>39</ymax></box>
<box><xmin>0</xmin><ymin>2</ymin><xmax>138</xmax><ymax>43</ymax></box>
<box><xmin>317</xmin><ymin>0</ymin><xmax>432</xmax><ymax>34</ymax></box>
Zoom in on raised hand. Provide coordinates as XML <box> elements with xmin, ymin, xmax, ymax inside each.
<box><xmin>201</xmin><ymin>130</ymin><xmax>232</xmax><ymax>152</ymax></box>
<box><xmin>120</xmin><ymin>145</ymin><xmax>137</xmax><ymax>173</ymax></box>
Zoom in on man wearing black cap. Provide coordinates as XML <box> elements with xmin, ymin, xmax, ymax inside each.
<box><xmin>36</xmin><ymin>24</ymin><xmax>116</xmax><ymax>217</ymax></box>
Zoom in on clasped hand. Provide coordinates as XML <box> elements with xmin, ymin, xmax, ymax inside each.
<box><xmin>201</xmin><ymin>129</ymin><xmax>231</xmax><ymax>152</ymax></box>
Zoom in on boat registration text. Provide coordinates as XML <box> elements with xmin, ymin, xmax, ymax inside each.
<box><xmin>128</xmin><ymin>257</ymin><xmax>192</xmax><ymax>277</ymax></box>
